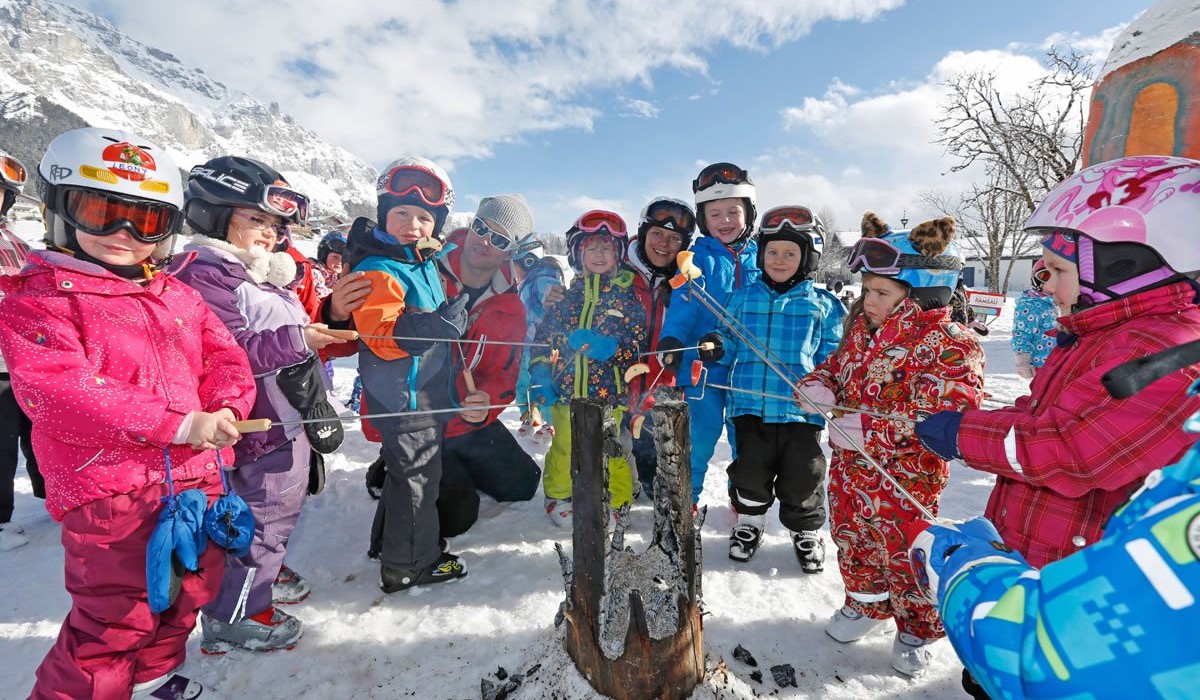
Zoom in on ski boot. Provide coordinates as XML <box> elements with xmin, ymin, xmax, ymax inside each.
<box><xmin>0</xmin><ymin>523</ymin><xmax>29</xmax><ymax>551</ymax></box>
<box><xmin>791</xmin><ymin>530</ymin><xmax>825</xmax><ymax>574</ymax></box>
<box><xmin>825</xmin><ymin>605</ymin><xmax>888</xmax><ymax>643</ymax></box>
<box><xmin>131</xmin><ymin>669</ymin><xmax>204</xmax><ymax>700</ymax></box>
<box><xmin>728</xmin><ymin>516</ymin><xmax>765</xmax><ymax>562</ymax></box>
<box><xmin>200</xmin><ymin>607</ymin><xmax>303</xmax><ymax>654</ymax></box>
<box><xmin>892</xmin><ymin>632</ymin><xmax>936</xmax><ymax>677</ymax></box>
<box><xmin>273</xmin><ymin>564</ymin><xmax>311</xmax><ymax>605</ymax></box>
<box><xmin>544</xmin><ymin>497</ymin><xmax>573</xmax><ymax>528</ymax></box>
<box><xmin>380</xmin><ymin>552</ymin><xmax>468</xmax><ymax>593</ymax></box>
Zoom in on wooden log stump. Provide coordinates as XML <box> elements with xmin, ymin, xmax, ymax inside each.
<box><xmin>555</xmin><ymin>392</ymin><xmax>704</xmax><ymax>700</ymax></box>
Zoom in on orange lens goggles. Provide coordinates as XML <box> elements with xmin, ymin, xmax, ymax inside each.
<box><xmin>62</xmin><ymin>188</ymin><xmax>180</xmax><ymax>242</ymax></box>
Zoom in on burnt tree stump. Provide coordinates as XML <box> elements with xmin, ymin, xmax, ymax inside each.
<box><xmin>554</xmin><ymin>392</ymin><xmax>705</xmax><ymax>700</ymax></box>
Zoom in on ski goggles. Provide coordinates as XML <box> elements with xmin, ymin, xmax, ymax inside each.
<box><xmin>644</xmin><ymin>199</ymin><xmax>695</xmax><ymax>233</ymax></box>
<box><xmin>575</xmin><ymin>210</ymin><xmax>628</xmax><ymax>238</ymax></box>
<box><xmin>382</xmin><ymin>165</ymin><xmax>448</xmax><ymax>207</ymax></box>
<box><xmin>693</xmin><ymin>162</ymin><xmax>750</xmax><ymax>193</ymax></box>
<box><xmin>760</xmin><ymin>206</ymin><xmax>815</xmax><ymax>235</ymax></box>
<box><xmin>0</xmin><ymin>155</ymin><xmax>27</xmax><ymax>190</ymax></box>
<box><xmin>261</xmin><ymin>185</ymin><xmax>309</xmax><ymax>224</ymax></box>
<box><xmin>322</xmin><ymin>236</ymin><xmax>347</xmax><ymax>254</ymax></box>
<box><xmin>846</xmin><ymin>238</ymin><xmax>962</xmax><ymax>275</ymax></box>
<box><xmin>1032</xmin><ymin>265</ymin><xmax>1051</xmax><ymax>285</ymax></box>
<box><xmin>470</xmin><ymin>216</ymin><xmax>516</xmax><ymax>252</ymax></box>
<box><xmin>59</xmin><ymin>187</ymin><xmax>182</xmax><ymax>243</ymax></box>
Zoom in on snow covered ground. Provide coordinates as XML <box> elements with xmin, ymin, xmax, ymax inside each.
<box><xmin>0</xmin><ymin>228</ymin><xmax>1028</xmax><ymax>699</ymax></box>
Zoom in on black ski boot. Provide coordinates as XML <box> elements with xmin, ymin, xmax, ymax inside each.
<box><xmin>380</xmin><ymin>552</ymin><xmax>468</xmax><ymax>593</ymax></box>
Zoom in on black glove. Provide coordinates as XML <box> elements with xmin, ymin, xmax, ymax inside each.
<box><xmin>657</xmin><ymin>336</ymin><xmax>684</xmax><ymax>374</ymax></box>
<box><xmin>307</xmin><ymin>451</ymin><xmax>326</xmax><ymax>495</ymax></box>
<box><xmin>391</xmin><ymin>294</ymin><xmax>470</xmax><ymax>355</ymax></box>
<box><xmin>697</xmin><ymin>332</ymin><xmax>725</xmax><ymax>362</ymax></box>
<box><xmin>275</xmin><ymin>354</ymin><xmax>345</xmax><ymax>454</ymax></box>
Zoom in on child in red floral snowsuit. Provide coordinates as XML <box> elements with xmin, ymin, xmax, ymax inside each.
<box><xmin>798</xmin><ymin>213</ymin><xmax>984</xmax><ymax>678</ymax></box>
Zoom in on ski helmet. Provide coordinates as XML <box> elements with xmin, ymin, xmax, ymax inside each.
<box><xmin>317</xmin><ymin>231</ymin><xmax>347</xmax><ymax>265</ymax></box>
<box><xmin>0</xmin><ymin>148</ymin><xmax>27</xmax><ymax>218</ymax></box>
<box><xmin>37</xmin><ymin>127</ymin><xmax>185</xmax><ymax>261</ymax></box>
<box><xmin>376</xmin><ymin>156</ymin><xmax>454</xmax><ymax>237</ymax></box>
<box><xmin>1026</xmin><ymin>155</ymin><xmax>1200</xmax><ymax>309</ymax></box>
<box><xmin>184</xmin><ymin>156</ymin><xmax>308</xmax><ymax>240</ymax></box>
<box><xmin>692</xmin><ymin>162</ymin><xmax>756</xmax><ymax>243</ymax></box>
<box><xmin>1031</xmin><ymin>259</ymin><xmax>1049</xmax><ymax>290</ymax></box>
<box><xmin>635</xmin><ymin>196</ymin><xmax>695</xmax><ymax>275</ymax></box>
<box><xmin>755</xmin><ymin>206</ymin><xmax>826</xmax><ymax>288</ymax></box>
<box><xmin>566</xmin><ymin>210</ymin><xmax>629</xmax><ymax>272</ymax></box>
<box><xmin>846</xmin><ymin>211</ymin><xmax>963</xmax><ymax>309</ymax></box>
<box><xmin>512</xmin><ymin>235</ymin><xmax>545</xmax><ymax>273</ymax></box>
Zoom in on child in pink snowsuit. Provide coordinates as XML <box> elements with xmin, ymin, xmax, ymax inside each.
<box><xmin>0</xmin><ymin>128</ymin><xmax>255</xmax><ymax>700</ymax></box>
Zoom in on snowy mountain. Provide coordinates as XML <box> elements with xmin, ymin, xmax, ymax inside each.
<box><xmin>0</xmin><ymin>0</ymin><xmax>375</xmax><ymax>220</ymax></box>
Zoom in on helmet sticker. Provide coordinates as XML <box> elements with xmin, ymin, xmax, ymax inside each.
<box><xmin>101</xmin><ymin>142</ymin><xmax>156</xmax><ymax>182</ymax></box>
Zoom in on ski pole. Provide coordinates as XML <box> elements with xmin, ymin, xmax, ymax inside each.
<box><xmin>230</xmin><ymin>403</ymin><xmax>516</xmax><ymax>433</ymax></box>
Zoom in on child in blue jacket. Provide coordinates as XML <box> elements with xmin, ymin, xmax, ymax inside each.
<box><xmin>659</xmin><ymin>162</ymin><xmax>761</xmax><ymax>503</ymax></box>
<box><xmin>1010</xmin><ymin>260</ymin><xmax>1058</xmax><ymax>379</ymax></box>
<box><xmin>698</xmin><ymin>206</ymin><xmax>843</xmax><ymax>569</ymax></box>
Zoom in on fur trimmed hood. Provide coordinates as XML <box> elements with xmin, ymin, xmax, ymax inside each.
<box><xmin>184</xmin><ymin>234</ymin><xmax>298</xmax><ymax>288</ymax></box>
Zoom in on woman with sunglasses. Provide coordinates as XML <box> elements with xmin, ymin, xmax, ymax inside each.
<box><xmin>1010</xmin><ymin>260</ymin><xmax>1058</xmax><ymax>380</ymax></box>
<box><xmin>0</xmin><ymin>148</ymin><xmax>40</xmax><ymax>553</ymax></box>
<box><xmin>658</xmin><ymin>162</ymin><xmax>761</xmax><ymax>504</ymax></box>
<box><xmin>797</xmin><ymin>212</ymin><xmax>984</xmax><ymax>678</ymax></box>
<box><xmin>0</xmin><ymin>128</ymin><xmax>256</xmax><ymax>699</ymax></box>
<box><xmin>529</xmin><ymin>210</ymin><xmax>647</xmax><ymax>527</ymax></box>
<box><xmin>174</xmin><ymin>155</ymin><xmax>345</xmax><ymax>654</ymax></box>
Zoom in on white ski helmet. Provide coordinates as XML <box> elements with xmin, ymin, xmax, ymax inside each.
<box><xmin>375</xmin><ymin>155</ymin><xmax>454</xmax><ymax>236</ymax></box>
<box><xmin>692</xmin><ymin>161</ymin><xmax>756</xmax><ymax>242</ymax></box>
<box><xmin>1026</xmin><ymin>155</ymin><xmax>1200</xmax><ymax>307</ymax></box>
<box><xmin>37</xmin><ymin>127</ymin><xmax>184</xmax><ymax>259</ymax></box>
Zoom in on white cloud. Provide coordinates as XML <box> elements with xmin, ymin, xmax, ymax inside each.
<box><xmin>618</xmin><ymin>97</ymin><xmax>660</xmax><ymax>119</ymax></box>
<box><xmin>67</xmin><ymin>0</ymin><xmax>906</xmax><ymax>166</ymax></box>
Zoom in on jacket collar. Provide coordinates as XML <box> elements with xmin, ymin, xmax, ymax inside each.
<box><xmin>1059</xmin><ymin>281</ymin><xmax>1198</xmax><ymax>338</ymax></box>
<box><xmin>1</xmin><ymin>249</ymin><xmax>185</xmax><ymax>296</ymax></box>
<box><xmin>183</xmin><ymin>235</ymin><xmax>298</xmax><ymax>288</ymax></box>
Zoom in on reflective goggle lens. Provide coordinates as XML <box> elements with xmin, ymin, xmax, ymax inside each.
<box><xmin>0</xmin><ymin>156</ymin><xmax>26</xmax><ymax>187</ymax></box>
<box><xmin>576</xmin><ymin>210</ymin><xmax>628</xmax><ymax>237</ymax></box>
<box><xmin>63</xmin><ymin>188</ymin><xmax>178</xmax><ymax>242</ymax></box>
<box><xmin>846</xmin><ymin>238</ymin><xmax>902</xmax><ymax>274</ymax></box>
<box><xmin>470</xmin><ymin>217</ymin><xmax>515</xmax><ymax>251</ymax></box>
<box><xmin>263</xmin><ymin>185</ymin><xmax>309</xmax><ymax>223</ymax></box>
<box><xmin>385</xmin><ymin>166</ymin><xmax>446</xmax><ymax>207</ymax></box>
<box><xmin>694</xmin><ymin>162</ymin><xmax>748</xmax><ymax>191</ymax></box>
<box><xmin>761</xmin><ymin>207</ymin><xmax>814</xmax><ymax>232</ymax></box>
<box><xmin>1033</xmin><ymin>267</ymin><xmax>1051</xmax><ymax>284</ymax></box>
<box><xmin>646</xmin><ymin>200</ymin><xmax>695</xmax><ymax>232</ymax></box>
<box><xmin>324</xmin><ymin>237</ymin><xmax>347</xmax><ymax>254</ymax></box>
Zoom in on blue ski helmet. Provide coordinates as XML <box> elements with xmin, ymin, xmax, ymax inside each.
<box><xmin>848</xmin><ymin>211</ymin><xmax>963</xmax><ymax>309</ymax></box>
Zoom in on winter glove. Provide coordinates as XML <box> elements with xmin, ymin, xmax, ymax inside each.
<box><xmin>308</xmin><ymin>451</ymin><xmax>326</xmax><ymax>495</ymax></box>
<box><xmin>915</xmin><ymin>410</ymin><xmax>965</xmax><ymax>460</ymax></box>
<box><xmin>697</xmin><ymin>332</ymin><xmax>724</xmax><ymax>362</ymax></box>
<box><xmin>391</xmin><ymin>294</ymin><xmax>470</xmax><ymax>355</ymax></box>
<box><xmin>795</xmin><ymin>380</ymin><xmax>836</xmax><ymax>414</ymax></box>
<box><xmin>529</xmin><ymin>363</ymin><xmax>560</xmax><ymax>407</ymax></box>
<box><xmin>657</xmin><ymin>336</ymin><xmax>684</xmax><ymax>375</ymax></box>
<box><xmin>827</xmin><ymin>412</ymin><xmax>867</xmax><ymax>452</ymax></box>
<box><xmin>275</xmin><ymin>354</ymin><xmax>345</xmax><ymax>454</ymax></box>
<box><xmin>568</xmin><ymin>328</ymin><xmax>618</xmax><ymax>361</ymax></box>
<box><xmin>1014</xmin><ymin>352</ymin><xmax>1034</xmax><ymax>380</ymax></box>
<box><xmin>908</xmin><ymin>516</ymin><xmax>1026</xmax><ymax>605</ymax></box>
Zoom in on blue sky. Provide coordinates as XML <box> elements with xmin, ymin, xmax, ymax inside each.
<box><xmin>71</xmin><ymin>0</ymin><xmax>1140</xmax><ymax>234</ymax></box>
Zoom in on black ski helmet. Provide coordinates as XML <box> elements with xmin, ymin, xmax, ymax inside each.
<box><xmin>635</xmin><ymin>196</ymin><xmax>695</xmax><ymax>275</ymax></box>
<box><xmin>755</xmin><ymin>205</ymin><xmax>826</xmax><ymax>291</ymax></box>
<box><xmin>317</xmin><ymin>231</ymin><xmax>347</xmax><ymax>265</ymax></box>
<box><xmin>184</xmin><ymin>156</ymin><xmax>309</xmax><ymax>239</ymax></box>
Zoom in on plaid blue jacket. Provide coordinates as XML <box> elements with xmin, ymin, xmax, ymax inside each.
<box><xmin>714</xmin><ymin>279</ymin><xmax>844</xmax><ymax>424</ymax></box>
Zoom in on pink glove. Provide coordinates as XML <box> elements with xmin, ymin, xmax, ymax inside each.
<box><xmin>795</xmin><ymin>381</ymin><xmax>837</xmax><ymax>413</ymax></box>
<box><xmin>827</xmin><ymin>412</ymin><xmax>867</xmax><ymax>452</ymax></box>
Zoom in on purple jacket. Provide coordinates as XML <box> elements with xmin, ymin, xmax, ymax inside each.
<box><xmin>172</xmin><ymin>237</ymin><xmax>313</xmax><ymax>463</ymax></box>
<box><xmin>0</xmin><ymin>250</ymin><xmax>255</xmax><ymax>520</ymax></box>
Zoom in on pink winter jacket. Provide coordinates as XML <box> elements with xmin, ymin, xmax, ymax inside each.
<box><xmin>957</xmin><ymin>281</ymin><xmax>1200</xmax><ymax>566</ymax></box>
<box><xmin>0</xmin><ymin>251</ymin><xmax>256</xmax><ymax>521</ymax></box>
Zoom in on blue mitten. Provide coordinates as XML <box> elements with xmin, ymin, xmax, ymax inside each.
<box><xmin>205</xmin><ymin>492</ymin><xmax>255</xmax><ymax>556</ymax></box>
<box><xmin>147</xmin><ymin>489</ymin><xmax>209</xmax><ymax>614</ymax></box>
<box><xmin>529</xmin><ymin>363</ymin><xmax>560</xmax><ymax>406</ymax></box>
<box><xmin>569</xmin><ymin>329</ymin><xmax>618</xmax><ymax>361</ymax></box>
<box><xmin>915</xmin><ymin>410</ymin><xmax>965</xmax><ymax>460</ymax></box>
<box><xmin>908</xmin><ymin>516</ymin><xmax>1027</xmax><ymax>605</ymax></box>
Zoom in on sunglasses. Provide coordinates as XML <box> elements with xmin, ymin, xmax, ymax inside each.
<box><xmin>846</xmin><ymin>238</ymin><xmax>962</xmax><ymax>275</ymax></box>
<box><xmin>0</xmin><ymin>156</ymin><xmax>27</xmax><ymax>189</ymax></box>
<box><xmin>383</xmin><ymin>165</ymin><xmax>447</xmax><ymax>207</ymax></box>
<box><xmin>233</xmin><ymin>211</ymin><xmax>291</xmax><ymax>237</ymax></box>
<box><xmin>470</xmin><ymin>216</ymin><xmax>515</xmax><ymax>251</ymax></box>
<box><xmin>693</xmin><ymin>162</ymin><xmax>749</xmax><ymax>193</ymax></box>
<box><xmin>760</xmin><ymin>207</ymin><xmax>814</xmax><ymax>234</ymax></box>
<box><xmin>575</xmin><ymin>210</ymin><xmax>628</xmax><ymax>237</ymax></box>
<box><xmin>644</xmin><ymin>200</ymin><xmax>695</xmax><ymax>233</ymax></box>
<box><xmin>59</xmin><ymin>187</ymin><xmax>182</xmax><ymax>243</ymax></box>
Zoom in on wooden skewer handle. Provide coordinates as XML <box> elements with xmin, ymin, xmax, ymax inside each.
<box><xmin>317</xmin><ymin>328</ymin><xmax>360</xmax><ymax>341</ymax></box>
<box><xmin>698</xmin><ymin>342</ymin><xmax>715</xmax><ymax>351</ymax></box>
<box><xmin>463</xmin><ymin>369</ymin><xmax>477</xmax><ymax>394</ymax></box>
<box><xmin>231</xmin><ymin>418</ymin><xmax>273</xmax><ymax>433</ymax></box>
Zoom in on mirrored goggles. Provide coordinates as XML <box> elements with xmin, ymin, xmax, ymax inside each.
<box><xmin>760</xmin><ymin>206</ymin><xmax>815</xmax><ymax>235</ymax></box>
<box><xmin>644</xmin><ymin>200</ymin><xmax>695</xmax><ymax>232</ymax></box>
<box><xmin>262</xmin><ymin>185</ymin><xmax>309</xmax><ymax>224</ymax></box>
<box><xmin>575</xmin><ymin>210</ymin><xmax>628</xmax><ymax>237</ymax></box>
<box><xmin>323</xmin><ymin>236</ymin><xmax>347</xmax><ymax>255</ymax></box>
<box><xmin>60</xmin><ymin>187</ymin><xmax>182</xmax><ymax>243</ymax></box>
<box><xmin>1032</xmin><ymin>266</ymin><xmax>1051</xmax><ymax>285</ymax></box>
<box><xmin>0</xmin><ymin>156</ymin><xmax>27</xmax><ymax>189</ymax></box>
<box><xmin>383</xmin><ymin>165</ymin><xmax>447</xmax><ymax>207</ymax></box>
<box><xmin>470</xmin><ymin>216</ymin><xmax>516</xmax><ymax>252</ymax></box>
<box><xmin>693</xmin><ymin>162</ymin><xmax>749</xmax><ymax>193</ymax></box>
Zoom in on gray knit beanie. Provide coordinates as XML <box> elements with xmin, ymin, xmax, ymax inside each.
<box><xmin>474</xmin><ymin>194</ymin><xmax>534</xmax><ymax>240</ymax></box>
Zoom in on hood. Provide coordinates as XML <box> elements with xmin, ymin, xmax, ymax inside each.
<box><xmin>183</xmin><ymin>235</ymin><xmax>297</xmax><ymax>288</ymax></box>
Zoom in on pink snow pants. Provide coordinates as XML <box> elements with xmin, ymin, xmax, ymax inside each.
<box><xmin>29</xmin><ymin>475</ymin><xmax>225</xmax><ymax>700</ymax></box>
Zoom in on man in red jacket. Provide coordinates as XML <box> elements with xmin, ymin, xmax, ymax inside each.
<box><xmin>435</xmin><ymin>195</ymin><xmax>541</xmax><ymax>537</ymax></box>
